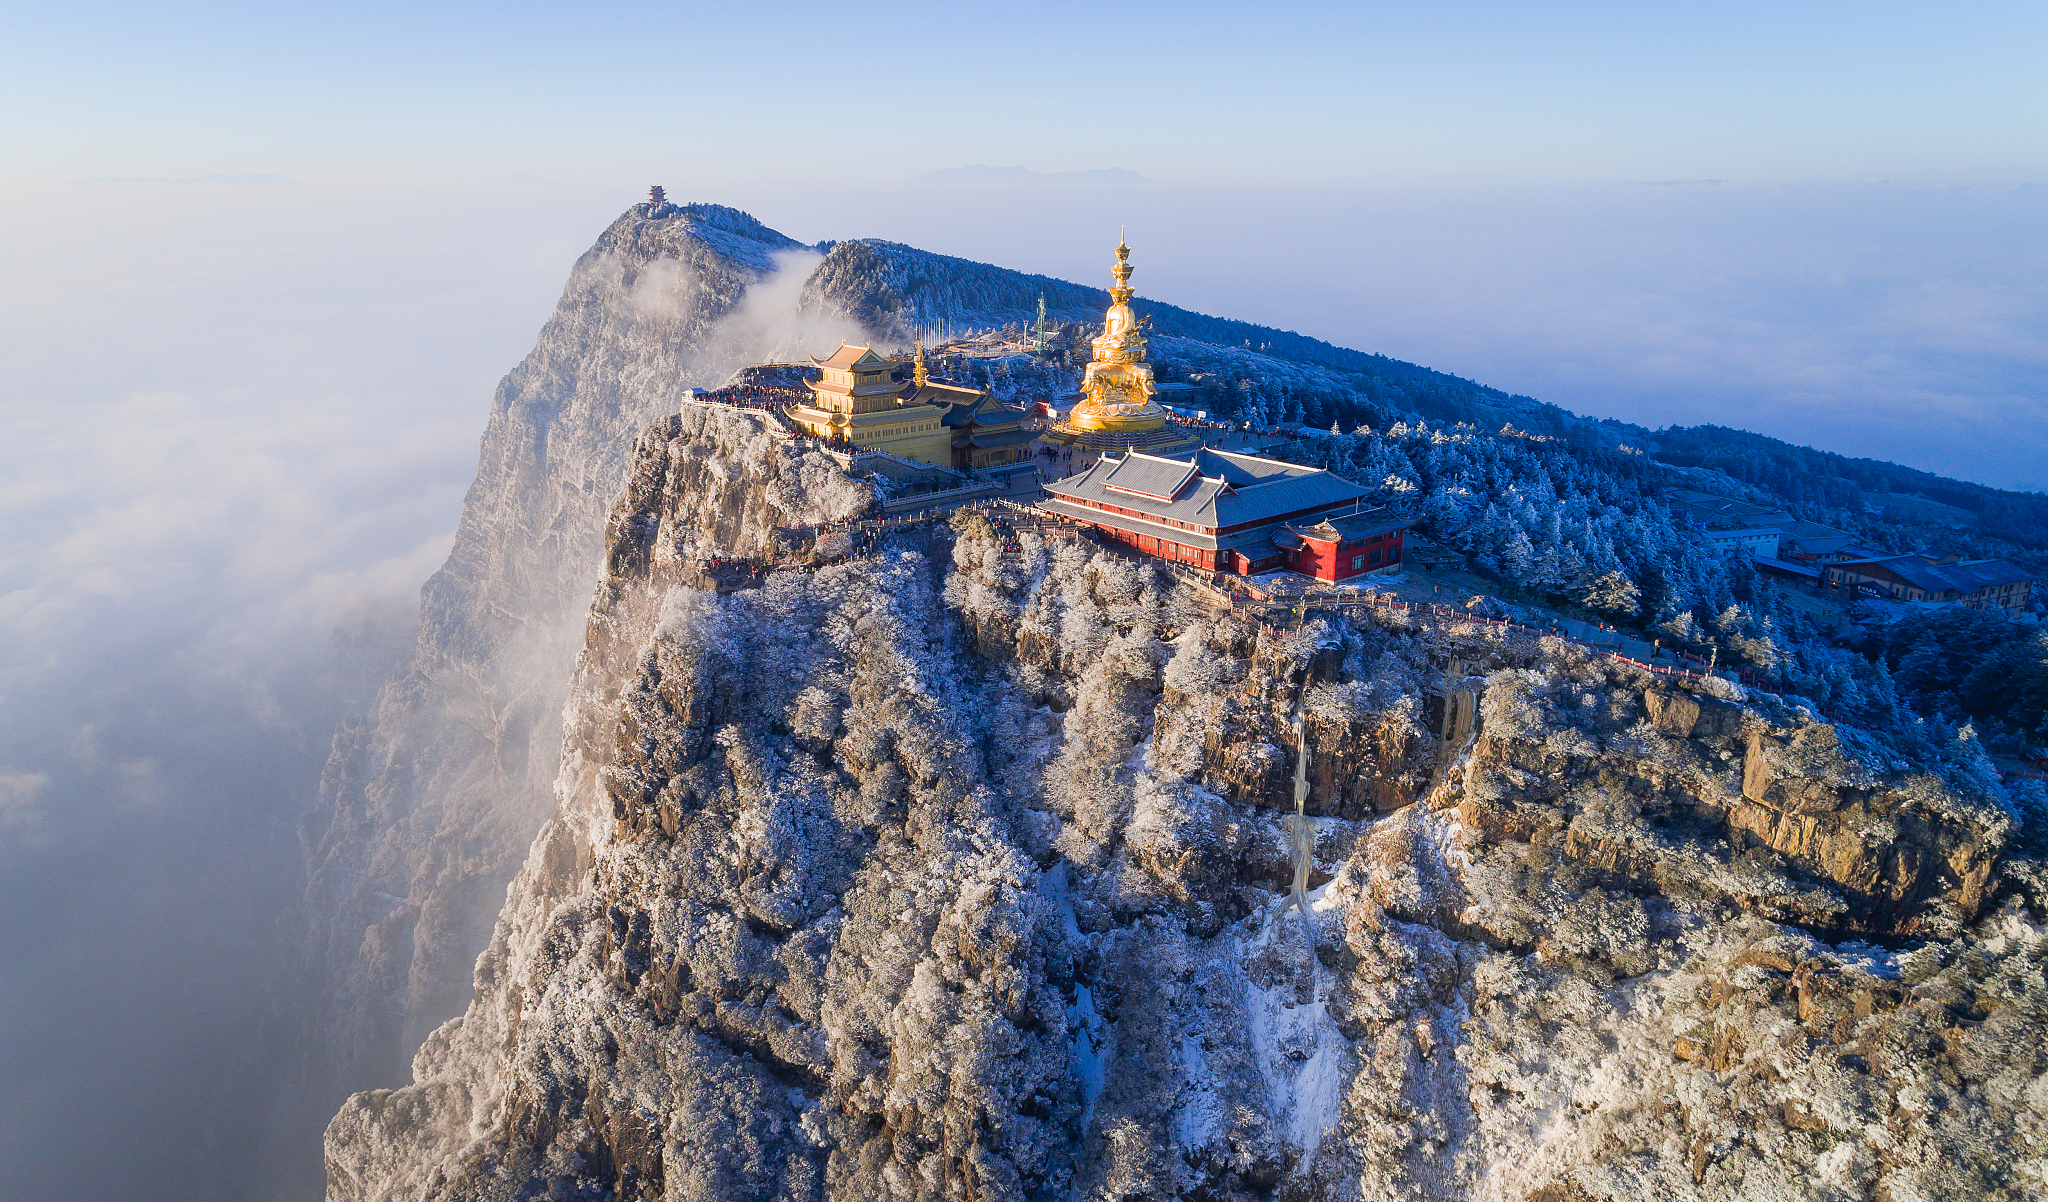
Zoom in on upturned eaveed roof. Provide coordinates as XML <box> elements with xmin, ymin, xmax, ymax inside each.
<box><xmin>1042</xmin><ymin>449</ymin><xmax>1369</xmax><ymax>547</ymax></box>
<box><xmin>1289</xmin><ymin>512</ymin><xmax>1412</xmax><ymax>544</ymax></box>
<box><xmin>1100</xmin><ymin>454</ymin><xmax>1200</xmax><ymax>500</ymax></box>
<box><xmin>812</xmin><ymin>343</ymin><xmax>883</xmax><ymax>371</ymax></box>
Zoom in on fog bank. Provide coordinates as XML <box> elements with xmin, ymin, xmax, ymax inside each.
<box><xmin>0</xmin><ymin>183</ymin><xmax>620</xmax><ymax>1199</ymax></box>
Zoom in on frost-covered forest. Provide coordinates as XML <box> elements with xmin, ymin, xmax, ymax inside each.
<box><xmin>1266</xmin><ymin>421</ymin><xmax>2047</xmax><ymax>755</ymax></box>
<box><xmin>803</xmin><ymin>234</ymin><xmax>2046</xmax><ymax>756</ymax></box>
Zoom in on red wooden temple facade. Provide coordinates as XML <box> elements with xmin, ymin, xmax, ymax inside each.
<box><xmin>1039</xmin><ymin>449</ymin><xmax>1409</xmax><ymax>581</ymax></box>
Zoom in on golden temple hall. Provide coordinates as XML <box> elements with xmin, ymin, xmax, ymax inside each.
<box><xmin>1043</xmin><ymin>238</ymin><xmax>1202</xmax><ymax>456</ymax></box>
<box><xmin>789</xmin><ymin>236</ymin><xmax>1200</xmax><ymax>464</ymax></box>
<box><xmin>786</xmin><ymin>342</ymin><xmax>1037</xmax><ymax>471</ymax></box>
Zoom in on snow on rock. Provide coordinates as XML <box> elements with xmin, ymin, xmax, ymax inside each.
<box><xmin>326</xmin><ymin>420</ymin><xmax>2048</xmax><ymax>1201</ymax></box>
<box><xmin>298</xmin><ymin>201</ymin><xmax>865</xmax><ymax>1099</ymax></box>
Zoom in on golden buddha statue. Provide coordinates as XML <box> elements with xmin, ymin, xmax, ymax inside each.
<box><xmin>1068</xmin><ymin>238</ymin><xmax>1169</xmax><ymax>434</ymax></box>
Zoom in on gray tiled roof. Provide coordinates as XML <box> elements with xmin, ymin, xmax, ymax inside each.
<box><xmin>1836</xmin><ymin>554</ymin><xmax>2033</xmax><ymax>595</ymax></box>
<box><xmin>1666</xmin><ymin>488</ymin><xmax>1794</xmax><ymax>527</ymax></box>
<box><xmin>1942</xmin><ymin>559</ymin><xmax>2034</xmax><ymax>589</ymax></box>
<box><xmin>1190</xmin><ymin>448</ymin><xmax>1311</xmax><ymax>485</ymax></box>
<box><xmin>1040</xmin><ymin>449</ymin><xmax>1373</xmax><ymax>553</ymax></box>
<box><xmin>1210</xmin><ymin>472</ymin><xmax>1370</xmax><ymax>527</ymax></box>
<box><xmin>1101</xmin><ymin>454</ymin><xmax>1199</xmax><ymax>500</ymax></box>
<box><xmin>1756</xmin><ymin>555</ymin><xmax>1822</xmax><ymax>580</ymax></box>
<box><xmin>1045</xmin><ymin>451</ymin><xmax>1368</xmax><ymax>531</ymax></box>
<box><xmin>1036</xmin><ymin>496</ymin><xmax>1226</xmax><ymax>549</ymax></box>
<box><xmin>1292</xmin><ymin>513</ymin><xmax>1412</xmax><ymax>543</ymax></box>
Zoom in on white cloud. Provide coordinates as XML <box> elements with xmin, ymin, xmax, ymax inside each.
<box><xmin>0</xmin><ymin>769</ymin><xmax>51</xmax><ymax>839</ymax></box>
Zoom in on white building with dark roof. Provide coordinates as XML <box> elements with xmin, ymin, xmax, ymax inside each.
<box><xmin>1040</xmin><ymin>449</ymin><xmax>1405</xmax><ymax>578</ymax></box>
<box><xmin>1702</xmin><ymin>525</ymin><xmax>1786</xmax><ymax>560</ymax></box>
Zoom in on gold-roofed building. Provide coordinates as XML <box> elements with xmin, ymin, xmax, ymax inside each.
<box><xmin>1044</xmin><ymin>238</ymin><xmax>1201</xmax><ymax>456</ymax></box>
<box><xmin>788</xmin><ymin>342</ymin><xmax>953</xmax><ymax>466</ymax></box>
<box><xmin>787</xmin><ymin>340</ymin><xmax>1039</xmax><ymax>471</ymax></box>
<box><xmin>898</xmin><ymin>340</ymin><xmax>1039</xmax><ymax>471</ymax></box>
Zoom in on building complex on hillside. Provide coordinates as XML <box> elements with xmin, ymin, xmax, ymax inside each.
<box><xmin>788</xmin><ymin>236</ymin><xmax>1209</xmax><ymax>470</ymax></box>
<box><xmin>1666</xmin><ymin>488</ymin><xmax>2035</xmax><ymax>612</ymax></box>
<box><xmin>785</xmin><ymin>342</ymin><xmax>1033</xmax><ymax>471</ymax></box>
<box><xmin>1666</xmin><ymin>489</ymin><xmax>1793</xmax><ymax>531</ymax></box>
<box><xmin>1040</xmin><ymin>448</ymin><xmax>1408</xmax><ymax>580</ymax></box>
<box><xmin>1823</xmin><ymin>553</ymin><xmax>2034</xmax><ymax>611</ymax></box>
<box><xmin>1773</xmin><ymin>520</ymin><xmax>1872</xmax><ymax>562</ymax></box>
<box><xmin>897</xmin><ymin>345</ymin><xmax>1039</xmax><ymax>470</ymax></box>
<box><xmin>1701</xmin><ymin>526</ymin><xmax>1786</xmax><ymax>560</ymax></box>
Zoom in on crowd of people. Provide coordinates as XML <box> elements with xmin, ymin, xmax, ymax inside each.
<box><xmin>700</xmin><ymin>383</ymin><xmax>806</xmax><ymax>412</ymax></box>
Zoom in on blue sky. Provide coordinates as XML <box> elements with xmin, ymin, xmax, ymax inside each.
<box><xmin>6</xmin><ymin>1</ymin><xmax>2044</xmax><ymax>187</ymax></box>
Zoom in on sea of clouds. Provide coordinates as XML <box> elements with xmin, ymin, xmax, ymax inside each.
<box><xmin>0</xmin><ymin>173</ymin><xmax>2038</xmax><ymax>1200</ymax></box>
<box><xmin>0</xmin><ymin>181</ymin><xmax>615</xmax><ymax>1199</ymax></box>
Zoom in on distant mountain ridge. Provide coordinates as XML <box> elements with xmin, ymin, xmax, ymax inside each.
<box><xmin>910</xmin><ymin>164</ymin><xmax>1155</xmax><ymax>186</ymax></box>
<box><xmin>82</xmin><ymin>173</ymin><xmax>301</xmax><ymax>185</ymax></box>
<box><xmin>803</xmin><ymin>237</ymin><xmax>2048</xmax><ymax>549</ymax></box>
<box><xmin>804</xmin><ymin>238</ymin><xmax>1602</xmax><ymax>434</ymax></box>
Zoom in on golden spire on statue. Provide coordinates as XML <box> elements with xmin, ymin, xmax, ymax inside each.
<box><xmin>1043</xmin><ymin>234</ymin><xmax>1198</xmax><ymax>454</ymax></box>
<box><xmin>913</xmin><ymin>338</ymin><xmax>928</xmax><ymax>389</ymax></box>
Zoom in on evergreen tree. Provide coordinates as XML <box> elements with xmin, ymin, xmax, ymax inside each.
<box><xmin>1583</xmin><ymin>571</ymin><xmax>1642</xmax><ymax>617</ymax></box>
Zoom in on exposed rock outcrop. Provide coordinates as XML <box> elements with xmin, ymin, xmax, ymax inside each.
<box><xmin>298</xmin><ymin>202</ymin><xmax>853</xmax><ymax>1092</ymax></box>
<box><xmin>327</xmin><ymin>426</ymin><xmax>2047</xmax><ymax>1202</ymax></box>
<box><xmin>1460</xmin><ymin>668</ymin><xmax>2009</xmax><ymax>943</ymax></box>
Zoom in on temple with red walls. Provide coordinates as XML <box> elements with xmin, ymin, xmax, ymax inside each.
<box><xmin>1039</xmin><ymin>449</ymin><xmax>1409</xmax><ymax>581</ymax></box>
<box><xmin>1274</xmin><ymin>512</ymin><xmax>1411</xmax><ymax>582</ymax></box>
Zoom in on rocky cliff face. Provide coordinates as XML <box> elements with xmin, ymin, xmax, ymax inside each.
<box><xmin>299</xmin><ymin>202</ymin><xmax>1646</xmax><ymax>1113</ymax></box>
<box><xmin>298</xmin><ymin>201</ymin><xmax>860</xmax><ymax>1090</ymax></box>
<box><xmin>326</xmin><ymin>426</ymin><xmax>2047</xmax><ymax>1201</ymax></box>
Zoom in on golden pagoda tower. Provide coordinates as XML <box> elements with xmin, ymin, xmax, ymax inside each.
<box><xmin>1047</xmin><ymin>237</ymin><xmax>1200</xmax><ymax>454</ymax></box>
